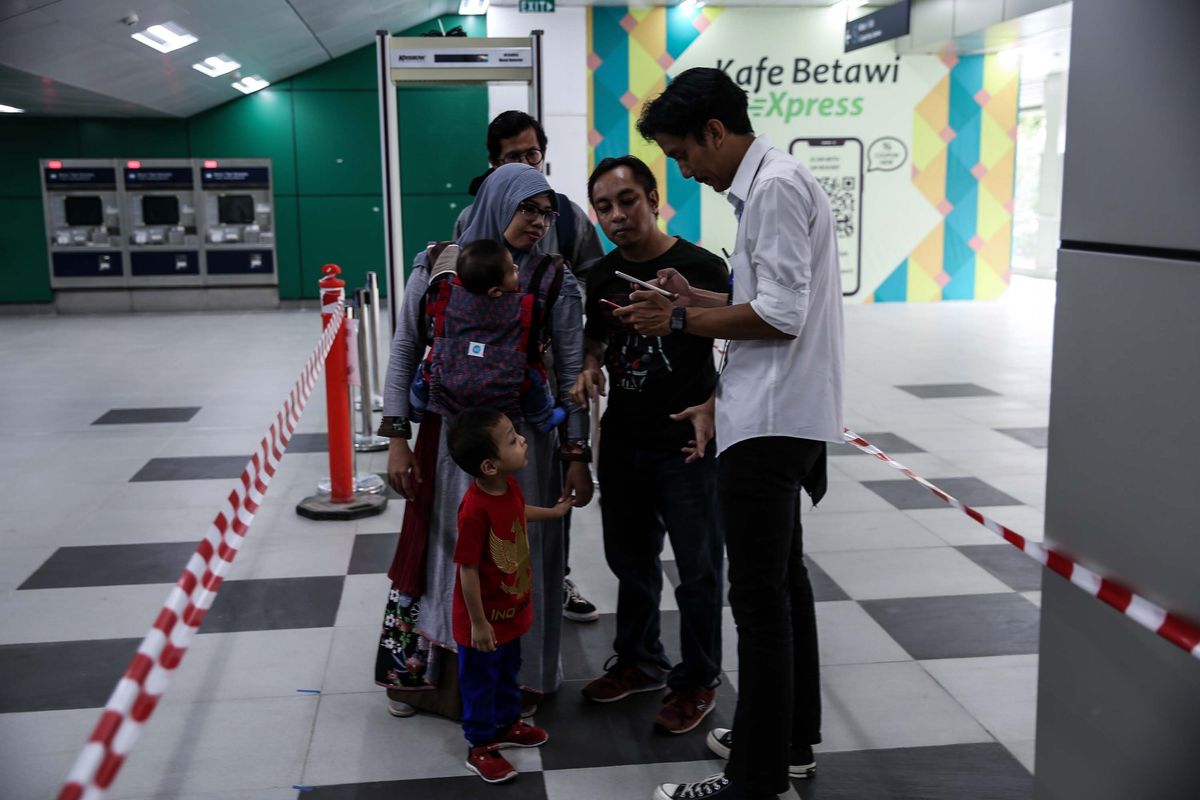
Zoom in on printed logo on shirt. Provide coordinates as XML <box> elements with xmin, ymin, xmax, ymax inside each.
<box><xmin>468</xmin><ymin>341</ymin><xmax>486</xmax><ymax>358</ymax></box>
<box><xmin>489</xmin><ymin>519</ymin><xmax>531</xmax><ymax>597</ymax></box>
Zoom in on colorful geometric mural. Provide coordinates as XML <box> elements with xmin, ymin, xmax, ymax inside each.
<box><xmin>873</xmin><ymin>53</ymin><xmax>1018</xmax><ymax>302</ymax></box>
<box><xmin>588</xmin><ymin>5</ymin><xmax>722</xmax><ymax>244</ymax></box>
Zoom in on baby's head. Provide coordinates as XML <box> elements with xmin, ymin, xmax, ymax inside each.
<box><xmin>447</xmin><ymin>406</ymin><xmax>529</xmax><ymax>479</ymax></box>
<box><xmin>457</xmin><ymin>239</ymin><xmax>519</xmax><ymax>297</ymax></box>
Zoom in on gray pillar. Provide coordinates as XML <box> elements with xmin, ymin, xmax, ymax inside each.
<box><xmin>1036</xmin><ymin>1</ymin><xmax>1200</xmax><ymax>798</ymax></box>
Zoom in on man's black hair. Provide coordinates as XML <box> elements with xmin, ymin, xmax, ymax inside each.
<box><xmin>636</xmin><ymin>67</ymin><xmax>753</xmax><ymax>143</ymax></box>
<box><xmin>447</xmin><ymin>406</ymin><xmax>505</xmax><ymax>477</ymax></box>
<box><xmin>456</xmin><ymin>239</ymin><xmax>511</xmax><ymax>295</ymax></box>
<box><xmin>587</xmin><ymin>155</ymin><xmax>658</xmax><ymax>203</ymax></box>
<box><xmin>487</xmin><ymin>111</ymin><xmax>549</xmax><ymax>164</ymax></box>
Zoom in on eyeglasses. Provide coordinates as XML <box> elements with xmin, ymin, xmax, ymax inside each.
<box><xmin>516</xmin><ymin>202</ymin><xmax>559</xmax><ymax>225</ymax></box>
<box><xmin>500</xmin><ymin>148</ymin><xmax>544</xmax><ymax>166</ymax></box>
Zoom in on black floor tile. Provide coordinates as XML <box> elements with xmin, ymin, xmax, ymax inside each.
<box><xmin>286</xmin><ymin>433</ymin><xmax>330</xmax><ymax>454</ymax></box>
<box><xmin>995</xmin><ymin>427</ymin><xmax>1049</xmax><ymax>449</ymax></box>
<box><xmin>92</xmin><ymin>407</ymin><xmax>201</xmax><ymax>425</ymax></box>
<box><xmin>861</xmin><ymin>477</ymin><xmax>1022</xmax><ymax>510</ymax></box>
<box><xmin>130</xmin><ymin>455</ymin><xmax>248</xmax><ymax>482</ymax></box>
<box><xmin>204</xmin><ymin>576</ymin><xmax>345</xmax><ymax>633</ymax></box>
<box><xmin>561</xmin><ymin>611</ymin><xmax>683</xmax><ymax>682</ymax></box>
<box><xmin>0</xmin><ymin>638</ymin><xmax>140</xmax><ymax>712</ymax></box>
<box><xmin>860</xmin><ymin>593</ymin><xmax>1041</xmax><ymax>660</ymax></box>
<box><xmin>663</xmin><ymin>556</ymin><xmax>849</xmax><ymax>603</ymax></box>
<box><xmin>833</xmin><ymin>432</ymin><xmax>925</xmax><ymax>456</ymax></box>
<box><xmin>800</xmin><ymin>742</ymin><xmax>1032</xmax><ymax>799</ymax></box>
<box><xmin>19</xmin><ymin>542</ymin><xmax>200</xmax><ymax>590</ymax></box>
<box><xmin>304</xmin><ymin>774</ymin><xmax>546</xmax><ymax>799</ymax></box>
<box><xmin>897</xmin><ymin>383</ymin><xmax>1001</xmax><ymax>399</ymax></box>
<box><xmin>536</xmin><ymin>677</ymin><xmax>737</xmax><ymax>771</ymax></box>
<box><xmin>348</xmin><ymin>533</ymin><xmax>399</xmax><ymax>575</ymax></box>
<box><xmin>957</xmin><ymin>545</ymin><xmax>1045</xmax><ymax>592</ymax></box>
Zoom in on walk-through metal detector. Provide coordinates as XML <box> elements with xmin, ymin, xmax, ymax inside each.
<box><xmin>375</xmin><ymin>29</ymin><xmax>544</xmax><ymax>332</ymax></box>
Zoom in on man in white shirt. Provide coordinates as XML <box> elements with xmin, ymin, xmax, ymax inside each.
<box><xmin>615</xmin><ymin>67</ymin><xmax>845</xmax><ymax>800</ymax></box>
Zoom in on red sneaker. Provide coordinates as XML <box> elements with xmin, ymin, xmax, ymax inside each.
<box><xmin>465</xmin><ymin>743</ymin><xmax>518</xmax><ymax>784</ymax></box>
<box><xmin>654</xmin><ymin>686</ymin><xmax>716</xmax><ymax>735</ymax></box>
<box><xmin>495</xmin><ymin>719</ymin><xmax>549</xmax><ymax>748</ymax></box>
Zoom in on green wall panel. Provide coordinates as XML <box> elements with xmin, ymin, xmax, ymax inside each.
<box><xmin>291</xmin><ymin>44</ymin><xmax>376</xmax><ymax>91</ymax></box>
<box><xmin>399</xmin><ymin>192</ymin><xmax>472</xmax><ymax>278</ymax></box>
<box><xmin>298</xmin><ymin>195</ymin><xmax>385</xmax><ymax>297</ymax></box>
<box><xmin>187</xmin><ymin>89</ymin><xmax>298</xmax><ymax>195</ymax></box>
<box><xmin>274</xmin><ymin>195</ymin><xmax>303</xmax><ymax>299</ymax></box>
<box><xmin>396</xmin><ymin>86</ymin><xmax>489</xmax><ymax>195</ymax></box>
<box><xmin>0</xmin><ymin>118</ymin><xmax>79</xmax><ymax>198</ymax></box>
<box><xmin>0</xmin><ymin>197</ymin><xmax>52</xmax><ymax>302</ymax></box>
<box><xmin>293</xmin><ymin>91</ymin><xmax>381</xmax><ymax>195</ymax></box>
<box><xmin>77</xmin><ymin>119</ymin><xmax>188</xmax><ymax>158</ymax></box>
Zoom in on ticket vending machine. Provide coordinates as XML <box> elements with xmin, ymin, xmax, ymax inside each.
<box><xmin>198</xmin><ymin>158</ymin><xmax>277</xmax><ymax>286</ymax></box>
<box><xmin>41</xmin><ymin>159</ymin><xmax>126</xmax><ymax>288</ymax></box>
<box><xmin>123</xmin><ymin>160</ymin><xmax>202</xmax><ymax>286</ymax></box>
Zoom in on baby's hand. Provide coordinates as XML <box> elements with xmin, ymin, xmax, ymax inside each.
<box><xmin>471</xmin><ymin>621</ymin><xmax>497</xmax><ymax>653</ymax></box>
<box><xmin>551</xmin><ymin>495</ymin><xmax>575</xmax><ymax>517</ymax></box>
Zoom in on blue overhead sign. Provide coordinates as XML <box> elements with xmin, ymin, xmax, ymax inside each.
<box><xmin>845</xmin><ymin>1</ymin><xmax>910</xmax><ymax>52</ymax></box>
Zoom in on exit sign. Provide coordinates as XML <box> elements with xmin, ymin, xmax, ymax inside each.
<box><xmin>519</xmin><ymin>0</ymin><xmax>555</xmax><ymax>12</ymax></box>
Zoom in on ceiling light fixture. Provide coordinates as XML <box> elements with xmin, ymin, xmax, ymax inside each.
<box><xmin>459</xmin><ymin>0</ymin><xmax>489</xmax><ymax>14</ymax></box>
<box><xmin>131</xmin><ymin>22</ymin><xmax>198</xmax><ymax>54</ymax></box>
<box><xmin>0</xmin><ymin>103</ymin><xmax>24</xmax><ymax>113</ymax></box>
<box><xmin>231</xmin><ymin>75</ymin><xmax>270</xmax><ymax>95</ymax></box>
<box><xmin>193</xmin><ymin>54</ymin><xmax>241</xmax><ymax>77</ymax></box>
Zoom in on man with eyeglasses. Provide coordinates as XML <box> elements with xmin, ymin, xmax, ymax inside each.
<box><xmin>454</xmin><ymin>110</ymin><xmax>606</xmax><ymax>627</ymax></box>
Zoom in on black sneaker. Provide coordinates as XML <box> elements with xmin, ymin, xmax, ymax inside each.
<box><xmin>705</xmin><ymin>728</ymin><xmax>816</xmax><ymax>779</ymax></box>
<box><xmin>563</xmin><ymin>578</ymin><xmax>599</xmax><ymax>622</ymax></box>
<box><xmin>653</xmin><ymin>773</ymin><xmax>740</xmax><ymax>799</ymax></box>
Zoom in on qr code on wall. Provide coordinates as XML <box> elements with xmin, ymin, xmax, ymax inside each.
<box><xmin>815</xmin><ymin>176</ymin><xmax>857</xmax><ymax>239</ymax></box>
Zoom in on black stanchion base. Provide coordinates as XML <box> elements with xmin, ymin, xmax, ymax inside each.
<box><xmin>296</xmin><ymin>492</ymin><xmax>388</xmax><ymax>521</ymax></box>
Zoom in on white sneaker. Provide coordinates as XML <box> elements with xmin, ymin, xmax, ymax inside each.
<box><xmin>654</xmin><ymin>773</ymin><xmax>734</xmax><ymax>799</ymax></box>
<box><xmin>387</xmin><ymin>698</ymin><xmax>416</xmax><ymax>718</ymax></box>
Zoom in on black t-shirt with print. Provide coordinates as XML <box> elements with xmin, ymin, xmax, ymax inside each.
<box><xmin>584</xmin><ymin>238</ymin><xmax>729</xmax><ymax>450</ymax></box>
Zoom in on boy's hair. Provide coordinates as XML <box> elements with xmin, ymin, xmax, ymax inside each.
<box><xmin>456</xmin><ymin>239</ymin><xmax>511</xmax><ymax>295</ymax></box>
<box><xmin>487</xmin><ymin>111</ymin><xmax>549</xmax><ymax>163</ymax></box>
<box><xmin>636</xmin><ymin>67</ymin><xmax>753</xmax><ymax>143</ymax></box>
<box><xmin>447</xmin><ymin>406</ymin><xmax>505</xmax><ymax>477</ymax></box>
<box><xmin>587</xmin><ymin>155</ymin><xmax>658</xmax><ymax>203</ymax></box>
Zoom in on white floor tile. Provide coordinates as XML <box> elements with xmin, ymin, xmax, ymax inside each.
<box><xmin>805</xmin><ymin>510</ymin><xmax>946</xmax><ymax>552</ymax></box>
<box><xmin>819</xmin><ymin>661</ymin><xmax>993</xmax><ymax>752</ymax></box>
<box><xmin>921</xmin><ymin>654</ymin><xmax>1039</xmax><ymax>744</ymax></box>
<box><xmin>809</xmin><ymin>547</ymin><xmax>1013</xmax><ymax>600</ymax></box>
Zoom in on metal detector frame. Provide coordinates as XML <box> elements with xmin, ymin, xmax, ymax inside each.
<box><xmin>375</xmin><ymin>29</ymin><xmax>545</xmax><ymax>332</ymax></box>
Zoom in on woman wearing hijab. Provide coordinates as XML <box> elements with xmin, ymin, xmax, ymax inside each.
<box><xmin>374</xmin><ymin>163</ymin><xmax>593</xmax><ymax>715</ymax></box>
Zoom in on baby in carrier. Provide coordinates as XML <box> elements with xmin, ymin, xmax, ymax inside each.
<box><xmin>409</xmin><ymin>239</ymin><xmax>568</xmax><ymax>432</ymax></box>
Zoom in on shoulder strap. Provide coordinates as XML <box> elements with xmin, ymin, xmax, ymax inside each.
<box><xmin>427</xmin><ymin>241</ymin><xmax>459</xmax><ymax>281</ymax></box>
<box><xmin>522</xmin><ymin>254</ymin><xmax>565</xmax><ymax>362</ymax></box>
<box><xmin>554</xmin><ymin>193</ymin><xmax>576</xmax><ymax>263</ymax></box>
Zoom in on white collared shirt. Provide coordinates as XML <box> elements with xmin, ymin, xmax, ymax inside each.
<box><xmin>715</xmin><ymin>135</ymin><xmax>845</xmax><ymax>453</ymax></box>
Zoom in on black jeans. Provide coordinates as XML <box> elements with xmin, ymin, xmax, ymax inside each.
<box><xmin>598</xmin><ymin>432</ymin><xmax>724</xmax><ymax>691</ymax></box>
<box><xmin>720</xmin><ymin>436</ymin><xmax>823</xmax><ymax>798</ymax></box>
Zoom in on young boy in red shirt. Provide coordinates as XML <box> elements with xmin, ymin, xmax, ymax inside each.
<box><xmin>447</xmin><ymin>406</ymin><xmax>574</xmax><ymax>784</ymax></box>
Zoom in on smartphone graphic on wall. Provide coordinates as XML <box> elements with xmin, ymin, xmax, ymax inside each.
<box><xmin>789</xmin><ymin>137</ymin><xmax>863</xmax><ymax>297</ymax></box>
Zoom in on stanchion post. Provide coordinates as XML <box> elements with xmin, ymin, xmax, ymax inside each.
<box><xmin>366</xmin><ymin>272</ymin><xmax>385</xmax><ymax>411</ymax></box>
<box><xmin>321</xmin><ymin>265</ymin><xmax>354</xmax><ymax>503</ymax></box>
<box><xmin>297</xmin><ymin>265</ymin><xmax>388</xmax><ymax>521</ymax></box>
<box><xmin>354</xmin><ymin>289</ymin><xmax>388</xmax><ymax>452</ymax></box>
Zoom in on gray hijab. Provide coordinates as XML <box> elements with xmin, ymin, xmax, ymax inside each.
<box><xmin>457</xmin><ymin>163</ymin><xmax>557</xmax><ymax>259</ymax></box>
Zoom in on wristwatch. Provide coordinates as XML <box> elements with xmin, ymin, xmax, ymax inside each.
<box><xmin>668</xmin><ymin>306</ymin><xmax>688</xmax><ymax>334</ymax></box>
<box><xmin>377</xmin><ymin>416</ymin><xmax>412</xmax><ymax>440</ymax></box>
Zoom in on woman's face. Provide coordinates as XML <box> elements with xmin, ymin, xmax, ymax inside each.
<box><xmin>503</xmin><ymin>192</ymin><xmax>556</xmax><ymax>252</ymax></box>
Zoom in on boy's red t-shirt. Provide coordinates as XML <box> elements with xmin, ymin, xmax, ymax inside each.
<box><xmin>452</xmin><ymin>476</ymin><xmax>533</xmax><ymax>647</ymax></box>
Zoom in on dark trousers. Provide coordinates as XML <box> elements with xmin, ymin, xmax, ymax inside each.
<box><xmin>458</xmin><ymin>638</ymin><xmax>522</xmax><ymax>747</ymax></box>
<box><xmin>599</xmin><ymin>433</ymin><xmax>723</xmax><ymax>691</ymax></box>
<box><xmin>720</xmin><ymin>436</ymin><xmax>823</xmax><ymax>798</ymax></box>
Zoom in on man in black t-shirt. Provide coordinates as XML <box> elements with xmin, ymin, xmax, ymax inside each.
<box><xmin>570</xmin><ymin>156</ymin><xmax>728</xmax><ymax>736</ymax></box>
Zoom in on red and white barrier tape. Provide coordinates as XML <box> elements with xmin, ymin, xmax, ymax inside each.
<box><xmin>842</xmin><ymin>429</ymin><xmax>1200</xmax><ymax>662</ymax></box>
<box><xmin>58</xmin><ymin>303</ymin><xmax>346</xmax><ymax>800</ymax></box>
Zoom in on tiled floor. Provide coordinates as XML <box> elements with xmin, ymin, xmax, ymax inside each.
<box><xmin>0</xmin><ymin>278</ymin><xmax>1056</xmax><ymax>799</ymax></box>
